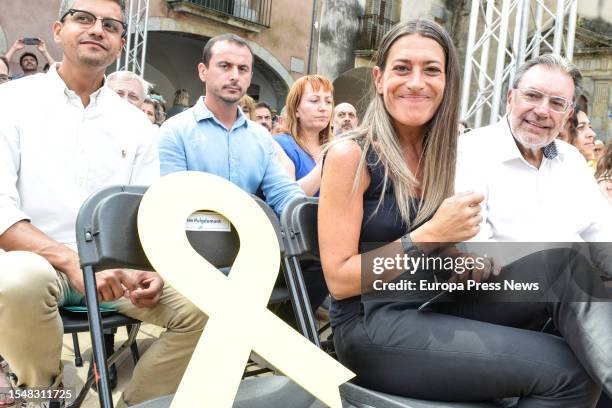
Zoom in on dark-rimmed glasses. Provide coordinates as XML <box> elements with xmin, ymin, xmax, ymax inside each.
<box><xmin>515</xmin><ymin>87</ymin><xmax>573</xmax><ymax>114</ymax></box>
<box><xmin>60</xmin><ymin>9</ymin><xmax>127</xmax><ymax>37</ymax></box>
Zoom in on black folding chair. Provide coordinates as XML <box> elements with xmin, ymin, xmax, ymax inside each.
<box><xmin>280</xmin><ymin>196</ymin><xmax>517</xmax><ymax>408</ymax></box>
<box><xmin>61</xmin><ymin>308</ymin><xmax>140</xmax><ymax>369</ymax></box>
<box><xmin>75</xmin><ymin>185</ymin><xmax>316</xmax><ymax>408</ymax></box>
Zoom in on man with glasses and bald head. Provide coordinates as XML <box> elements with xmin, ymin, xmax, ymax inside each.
<box><xmin>0</xmin><ymin>1</ymin><xmax>206</xmax><ymax>407</ymax></box>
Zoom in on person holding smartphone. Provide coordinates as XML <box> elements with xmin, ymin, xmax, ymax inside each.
<box><xmin>4</xmin><ymin>38</ymin><xmax>55</xmax><ymax>78</ymax></box>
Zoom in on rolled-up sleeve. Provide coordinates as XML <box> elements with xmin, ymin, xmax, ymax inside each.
<box><xmin>0</xmin><ymin>95</ymin><xmax>29</xmax><ymax>235</ymax></box>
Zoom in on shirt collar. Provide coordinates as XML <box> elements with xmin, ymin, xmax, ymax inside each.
<box><xmin>498</xmin><ymin>115</ymin><xmax>563</xmax><ymax>163</ymax></box>
<box><xmin>542</xmin><ymin>142</ymin><xmax>558</xmax><ymax>160</ymax></box>
<box><xmin>193</xmin><ymin>96</ymin><xmax>248</xmax><ymax>130</ymax></box>
<box><xmin>46</xmin><ymin>63</ymin><xmax>68</xmax><ymax>94</ymax></box>
<box><xmin>48</xmin><ymin>62</ymin><xmax>106</xmax><ymax>107</ymax></box>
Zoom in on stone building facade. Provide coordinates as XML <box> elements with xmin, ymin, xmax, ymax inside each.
<box><xmin>0</xmin><ymin>0</ymin><xmax>320</xmax><ymax>109</ymax></box>
<box><xmin>1</xmin><ymin>0</ymin><xmax>610</xmax><ymax>136</ymax></box>
<box><xmin>317</xmin><ymin>0</ymin><xmax>612</xmax><ymax>139</ymax></box>
<box><xmin>573</xmin><ymin>18</ymin><xmax>612</xmax><ymax>140</ymax></box>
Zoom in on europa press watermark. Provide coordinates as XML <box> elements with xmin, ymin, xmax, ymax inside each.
<box><xmin>369</xmin><ymin>253</ymin><xmax>540</xmax><ymax>293</ymax></box>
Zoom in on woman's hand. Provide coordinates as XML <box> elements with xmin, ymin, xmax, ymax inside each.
<box><xmin>416</xmin><ymin>191</ymin><xmax>484</xmax><ymax>244</ymax></box>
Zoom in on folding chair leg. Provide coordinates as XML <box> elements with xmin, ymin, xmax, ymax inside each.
<box><xmin>72</xmin><ymin>333</ymin><xmax>83</xmax><ymax>367</ymax></box>
<box><xmin>127</xmin><ymin>325</ymin><xmax>140</xmax><ymax>364</ymax></box>
<box><xmin>82</xmin><ymin>265</ymin><xmax>114</xmax><ymax>408</ymax></box>
<box><xmin>284</xmin><ymin>256</ymin><xmax>320</xmax><ymax>346</ymax></box>
<box><xmin>66</xmin><ymin>373</ymin><xmax>96</xmax><ymax>408</ymax></box>
<box><xmin>281</xmin><ymin>259</ymin><xmax>311</xmax><ymax>340</ymax></box>
<box><xmin>67</xmin><ymin>323</ymin><xmax>141</xmax><ymax>408</ymax></box>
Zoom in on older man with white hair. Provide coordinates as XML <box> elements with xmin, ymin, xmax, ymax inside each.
<box><xmin>458</xmin><ymin>54</ymin><xmax>612</xmax><ymax>244</ymax></box>
<box><xmin>107</xmin><ymin>69</ymin><xmax>153</xmax><ymax>108</ymax></box>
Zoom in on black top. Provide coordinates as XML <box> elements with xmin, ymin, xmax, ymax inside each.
<box><xmin>329</xmin><ymin>147</ymin><xmax>421</xmax><ymax>327</ymax></box>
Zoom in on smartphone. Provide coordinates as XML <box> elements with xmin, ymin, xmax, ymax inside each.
<box><xmin>23</xmin><ymin>37</ymin><xmax>40</xmax><ymax>45</ymax></box>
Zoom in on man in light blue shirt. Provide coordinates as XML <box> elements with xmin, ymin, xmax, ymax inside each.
<box><xmin>159</xmin><ymin>34</ymin><xmax>302</xmax><ymax>214</ymax></box>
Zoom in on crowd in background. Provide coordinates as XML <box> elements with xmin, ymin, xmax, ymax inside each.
<box><xmin>2</xmin><ymin>34</ymin><xmax>608</xmax><ymax>203</ymax></box>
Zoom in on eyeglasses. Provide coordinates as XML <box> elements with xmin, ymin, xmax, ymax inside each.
<box><xmin>516</xmin><ymin>87</ymin><xmax>573</xmax><ymax>113</ymax></box>
<box><xmin>60</xmin><ymin>9</ymin><xmax>127</xmax><ymax>37</ymax></box>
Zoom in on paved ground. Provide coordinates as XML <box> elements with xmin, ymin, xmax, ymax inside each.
<box><xmin>61</xmin><ymin>323</ymin><xmax>162</xmax><ymax>408</ymax></box>
<box><xmin>59</xmin><ymin>306</ymin><xmax>331</xmax><ymax>407</ymax></box>
<box><xmin>0</xmin><ymin>302</ymin><xmax>330</xmax><ymax>407</ymax></box>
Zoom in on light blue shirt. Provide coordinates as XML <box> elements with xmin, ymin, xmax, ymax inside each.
<box><xmin>158</xmin><ymin>97</ymin><xmax>303</xmax><ymax>214</ymax></box>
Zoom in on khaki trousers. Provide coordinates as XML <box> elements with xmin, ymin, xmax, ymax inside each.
<box><xmin>0</xmin><ymin>251</ymin><xmax>207</xmax><ymax>406</ymax></box>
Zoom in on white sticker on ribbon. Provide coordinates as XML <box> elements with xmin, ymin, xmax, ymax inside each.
<box><xmin>185</xmin><ymin>211</ymin><xmax>231</xmax><ymax>232</ymax></box>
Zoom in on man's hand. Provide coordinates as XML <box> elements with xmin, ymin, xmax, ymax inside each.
<box><xmin>35</xmin><ymin>39</ymin><xmax>55</xmax><ymax>64</ymax></box>
<box><xmin>94</xmin><ymin>269</ymin><xmax>164</xmax><ymax>307</ymax></box>
<box><xmin>0</xmin><ymin>221</ymin><xmax>163</xmax><ymax>308</ymax></box>
<box><xmin>5</xmin><ymin>39</ymin><xmax>25</xmax><ymax>61</ymax></box>
<box><xmin>36</xmin><ymin>40</ymin><xmax>47</xmax><ymax>54</ymax></box>
<box><xmin>11</xmin><ymin>39</ymin><xmax>25</xmax><ymax>51</ymax></box>
<box><xmin>123</xmin><ymin>270</ymin><xmax>164</xmax><ymax>308</ymax></box>
<box><xmin>66</xmin><ymin>267</ymin><xmax>163</xmax><ymax>307</ymax></box>
<box><xmin>96</xmin><ymin>269</ymin><xmax>130</xmax><ymax>302</ymax></box>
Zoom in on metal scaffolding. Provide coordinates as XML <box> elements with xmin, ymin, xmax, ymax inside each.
<box><xmin>115</xmin><ymin>0</ymin><xmax>151</xmax><ymax>76</ymax></box>
<box><xmin>460</xmin><ymin>0</ymin><xmax>578</xmax><ymax>127</ymax></box>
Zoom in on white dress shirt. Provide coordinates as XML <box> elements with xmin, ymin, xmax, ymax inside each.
<box><xmin>0</xmin><ymin>63</ymin><xmax>159</xmax><ymax>250</ymax></box>
<box><xmin>456</xmin><ymin>117</ymin><xmax>612</xmax><ymax>270</ymax></box>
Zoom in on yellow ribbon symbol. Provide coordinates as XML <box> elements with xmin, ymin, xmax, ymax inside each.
<box><xmin>137</xmin><ymin>171</ymin><xmax>355</xmax><ymax>407</ymax></box>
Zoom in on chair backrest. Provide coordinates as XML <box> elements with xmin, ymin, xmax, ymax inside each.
<box><xmin>76</xmin><ymin>185</ymin><xmax>285</xmax><ymax>272</ymax></box>
<box><xmin>279</xmin><ymin>196</ymin><xmax>322</xmax><ymax>345</ymax></box>
<box><xmin>280</xmin><ymin>196</ymin><xmax>319</xmax><ymax>260</ymax></box>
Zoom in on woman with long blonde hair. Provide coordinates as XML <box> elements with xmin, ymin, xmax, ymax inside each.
<box><xmin>318</xmin><ymin>19</ymin><xmax>603</xmax><ymax>405</ymax></box>
<box><xmin>275</xmin><ymin>75</ymin><xmax>334</xmax><ymax>196</ymax></box>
